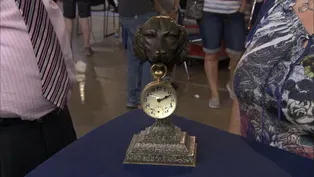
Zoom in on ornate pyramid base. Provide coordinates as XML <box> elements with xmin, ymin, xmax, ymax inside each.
<box><xmin>123</xmin><ymin>118</ymin><xmax>197</xmax><ymax>167</ymax></box>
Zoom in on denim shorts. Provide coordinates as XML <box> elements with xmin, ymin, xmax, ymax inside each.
<box><xmin>197</xmin><ymin>11</ymin><xmax>245</xmax><ymax>56</ymax></box>
<box><xmin>63</xmin><ymin>0</ymin><xmax>91</xmax><ymax>19</ymax></box>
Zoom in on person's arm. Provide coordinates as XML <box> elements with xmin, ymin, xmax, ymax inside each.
<box><xmin>239</xmin><ymin>0</ymin><xmax>247</xmax><ymax>13</ymax></box>
<box><xmin>167</xmin><ymin>0</ymin><xmax>180</xmax><ymax>19</ymax></box>
<box><xmin>173</xmin><ymin>0</ymin><xmax>180</xmax><ymax>12</ymax></box>
<box><xmin>229</xmin><ymin>99</ymin><xmax>241</xmax><ymax>135</ymax></box>
<box><xmin>154</xmin><ymin>0</ymin><xmax>168</xmax><ymax>15</ymax></box>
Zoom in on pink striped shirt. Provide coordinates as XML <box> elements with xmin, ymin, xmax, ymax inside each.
<box><xmin>0</xmin><ymin>0</ymin><xmax>76</xmax><ymax>120</ymax></box>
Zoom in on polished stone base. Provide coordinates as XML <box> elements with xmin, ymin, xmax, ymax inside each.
<box><xmin>123</xmin><ymin>118</ymin><xmax>197</xmax><ymax>167</ymax></box>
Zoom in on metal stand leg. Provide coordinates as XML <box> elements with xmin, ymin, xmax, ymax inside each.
<box><xmin>171</xmin><ymin>62</ymin><xmax>190</xmax><ymax>81</ymax></box>
<box><xmin>102</xmin><ymin>9</ymin><xmax>106</xmax><ymax>37</ymax></box>
<box><xmin>103</xmin><ymin>1</ymin><xmax>116</xmax><ymax>38</ymax></box>
<box><xmin>105</xmin><ymin>10</ymin><xmax>109</xmax><ymax>36</ymax></box>
<box><xmin>172</xmin><ymin>65</ymin><xmax>177</xmax><ymax>81</ymax></box>
<box><xmin>76</xmin><ymin>17</ymin><xmax>80</xmax><ymax>36</ymax></box>
<box><xmin>183</xmin><ymin>61</ymin><xmax>190</xmax><ymax>80</ymax></box>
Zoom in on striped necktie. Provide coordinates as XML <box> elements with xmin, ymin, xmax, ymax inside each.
<box><xmin>15</xmin><ymin>0</ymin><xmax>69</xmax><ymax>108</ymax></box>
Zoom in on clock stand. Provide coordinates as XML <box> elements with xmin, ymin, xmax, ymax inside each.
<box><xmin>123</xmin><ymin>117</ymin><xmax>197</xmax><ymax>166</ymax></box>
<box><xmin>123</xmin><ymin>64</ymin><xmax>197</xmax><ymax>167</ymax></box>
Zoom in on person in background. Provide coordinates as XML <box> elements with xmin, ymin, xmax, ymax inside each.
<box><xmin>63</xmin><ymin>0</ymin><xmax>94</xmax><ymax>56</ymax></box>
<box><xmin>229</xmin><ymin>0</ymin><xmax>314</xmax><ymax>159</ymax></box>
<box><xmin>198</xmin><ymin>0</ymin><xmax>247</xmax><ymax>109</ymax></box>
<box><xmin>118</xmin><ymin>0</ymin><xmax>158</xmax><ymax>109</ymax></box>
<box><xmin>0</xmin><ymin>0</ymin><xmax>77</xmax><ymax>177</ymax></box>
<box><xmin>154</xmin><ymin>0</ymin><xmax>180</xmax><ymax>20</ymax></box>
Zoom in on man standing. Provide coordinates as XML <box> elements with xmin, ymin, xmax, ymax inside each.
<box><xmin>0</xmin><ymin>0</ymin><xmax>77</xmax><ymax>177</ymax></box>
<box><xmin>198</xmin><ymin>0</ymin><xmax>247</xmax><ymax>108</ymax></box>
<box><xmin>118</xmin><ymin>0</ymin><xmax>158</xmax><ymax>108</ymax></box>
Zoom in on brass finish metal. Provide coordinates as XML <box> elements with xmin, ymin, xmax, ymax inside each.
<box><xmin>124</xmin><ymin>64</ymin><xmax>197</xmax><ymax>167</ymax></box>
<box><xmin>150</xmin><ymin>64</ymin><xmax>167</xmax><ymax>82</ymax></box>
<box><xmin>124</xmin><ymin>16</ymin><xmax>197</xmax><ymax>167</ymax></box>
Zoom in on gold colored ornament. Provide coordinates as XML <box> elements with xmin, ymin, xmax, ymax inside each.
<box><xmin>124</xmin><ymin>16</ymin><xmax>196</xmax><ymax>167</ymax></box>
<box><xmin>140</xmin><ymin>64</ymin><xmax>177</xmax><ymax>119</ymax></box>
<box><xmin>124</xmin><ymin>63</ymin><xmax>197</xmax><ymax>167</ymax></box>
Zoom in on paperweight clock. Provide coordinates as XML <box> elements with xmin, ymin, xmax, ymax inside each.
<box><xmin>123</xmin><ymin>63</ymin><xmax>197</xmax><ymax>167</ymax></box>
<box><xmin>141</xmin><ymin>64</ymin><xmax>177</xmax><ymax>119</ymax></box>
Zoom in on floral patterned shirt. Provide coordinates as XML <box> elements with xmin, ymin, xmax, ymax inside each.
<box><xmin>234</xmin><ymin>0</ymin><xmax>314</xmax><ymax>159</ymax></box>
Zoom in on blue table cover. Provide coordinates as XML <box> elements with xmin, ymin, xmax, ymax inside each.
<box><xmin>26</xmin><ymin>110</ymin><xmax>313</xmax><ymax>177</ymax></box>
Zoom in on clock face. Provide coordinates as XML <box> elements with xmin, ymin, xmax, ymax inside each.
<box><xmin>141</xmin><ymin>83</ymin><xmax>177</xmax><ymax>119</ymax></box>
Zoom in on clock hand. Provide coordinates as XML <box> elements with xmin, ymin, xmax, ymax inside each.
<box><xmin>157</xmin><ymin>95</ymin><xmax>171</xmax><ymax>103</ymax></box>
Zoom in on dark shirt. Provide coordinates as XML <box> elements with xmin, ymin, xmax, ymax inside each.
<box><xmin>118</xmin><ymin>0</ymin><xmax>156</xmax><ymax>17</ymax></box>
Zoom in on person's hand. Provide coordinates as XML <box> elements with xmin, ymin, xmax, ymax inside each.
<box><xmin>160</xmin><ymin>10</ymin><xmax>168</xmax><ymax>16</ymax></box>
<box><xmin>173</xmin><ymin>6</ymin><xmax>179</xmax><ymax>12</ymax></box>
<box><xmin>238</xmin><ymin>0</ymin><xmax>247</xmax><ymax>13</ymax></box>
<box><xmin>238</xmin><ymin>5</ymin><xmax>246</xmax><ymax>13</ymax></box>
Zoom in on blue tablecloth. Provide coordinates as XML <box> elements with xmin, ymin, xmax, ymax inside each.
<box><xmin>26</xmin><ymin>110</ymin><xmax>313</xmax><ymax>177</ymax></box>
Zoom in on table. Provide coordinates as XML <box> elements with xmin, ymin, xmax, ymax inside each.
<box><xmin>26</xmin><ymin>110</ymin><xmax>313</xmax><ymax>177</ymax></box>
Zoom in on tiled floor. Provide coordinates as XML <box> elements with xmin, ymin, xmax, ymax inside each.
<box><xmin>70</xmin><ymin>16</ymin><xmax>233</xmax><ymax>137</ymax></box>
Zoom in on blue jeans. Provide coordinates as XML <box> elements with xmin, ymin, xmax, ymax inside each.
<box><xmin>197</xmin><ymin>11</ymin><xmax>245</xmax><ymax>55</ymax></box>
<box><xmin>120</xmin><ymin>12</ymin><xmax>157</xmax><ymax>106</ymax></box>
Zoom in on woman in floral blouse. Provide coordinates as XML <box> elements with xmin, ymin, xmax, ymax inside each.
<box><xmin>229</xmin><ymin>0</ymin><xmax>314</xmax><ymax>159</ymax></box>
